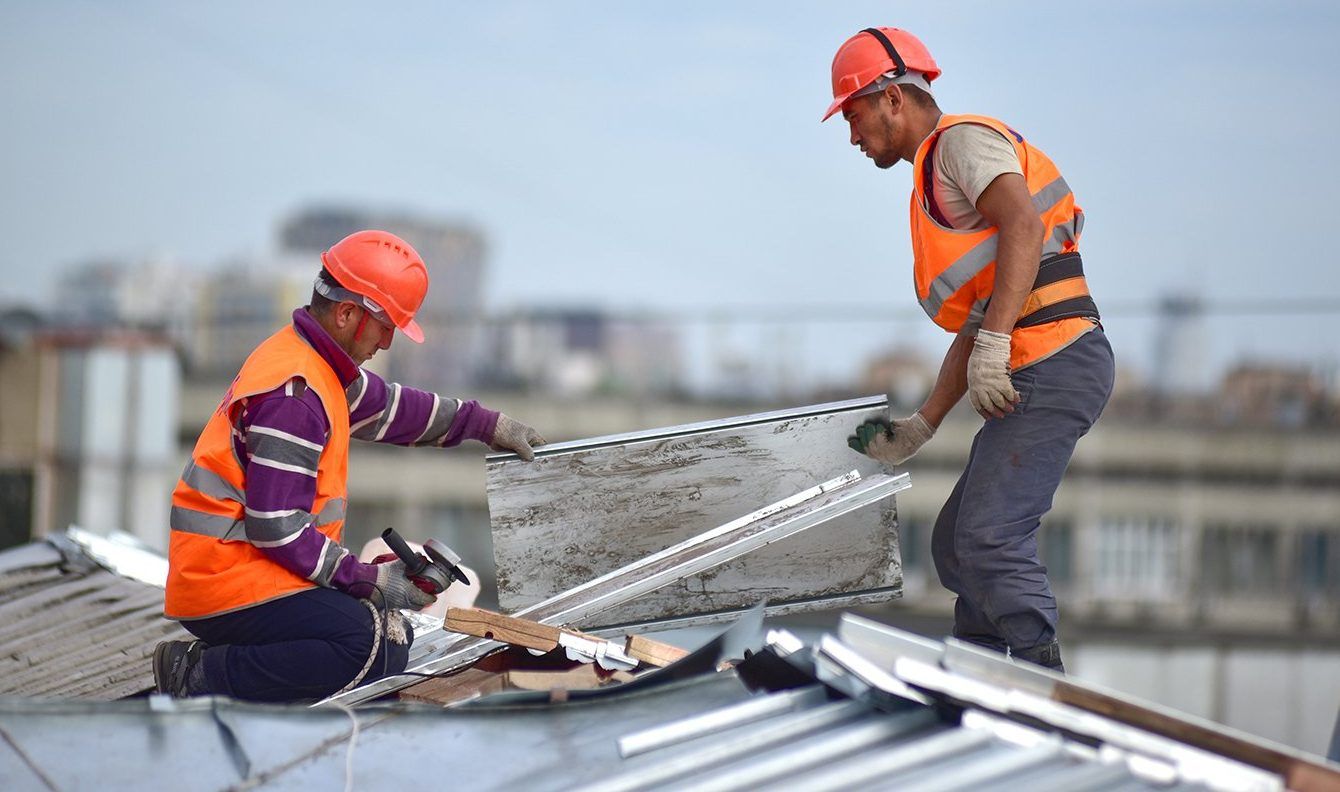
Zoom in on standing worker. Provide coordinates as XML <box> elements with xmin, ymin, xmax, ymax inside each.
<box><xmin>153</xmin><ymin>229</ymin><xmax>546</xmax><ymax>701</ymax></box>
<box><xmin>832</xmin><ymin>28</ymin><xmax>1113</xmax><ymax>671</ymax></box>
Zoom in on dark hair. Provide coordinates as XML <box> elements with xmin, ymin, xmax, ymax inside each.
<box><xmin>309</xmin><ymin>268</ymin><xmax>340</xmax><ymax>315</ymax></box>
<box><xmin>900</xmin><ymin>83</ymin><xmax>940</xmax><ymax>111</ymax></box>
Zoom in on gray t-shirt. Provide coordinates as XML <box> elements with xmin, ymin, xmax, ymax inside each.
<box><xmin>929</xmin><ymin>123</ymin><xmax>1022</xmax><ymax>230</ymax></box>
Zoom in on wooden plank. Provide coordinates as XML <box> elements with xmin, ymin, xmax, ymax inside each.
<box><xmin>399</xmin><ymin>668</ymin><xmax>506</xmax><ymax>706</ymax></box>
<box><xmin>445</xmin><ymin>607</ymin><xmax>562</xmax><ymax>652</ymax></box>
<box><xmin>503</xmin><ymin>666</ymin><xmax>634</xmax><ymax>691</ymax></box>
<box><xmin>1053</xmin><ymin>681</ymin><xmax>1340</xmax><ymax>788</ymax></box>
<box><xmin>624</xmin><ymin>634</ymin><xmax>689</xmax><ymax>668</ymax></box>
<box><xmin>487</xmin><ymin>397</ymin><xmax>902</xmax><ymax>627</ymax></box>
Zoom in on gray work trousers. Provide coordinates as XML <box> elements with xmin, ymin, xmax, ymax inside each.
<box><xmin>932</xmin><ymin>326</ymin><xmax>1114</xmax><ymax>654</ymax></box>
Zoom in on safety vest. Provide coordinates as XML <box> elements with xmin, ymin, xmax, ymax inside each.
<box><xmin>165</xmin><ymin>325</ymin><xmax>350</xmax><ymax>619</ymax></box>
<box><xmin>910</xmin><ymin>114</ymin><xmax>1099</xmax><ymax>370</ymax></box>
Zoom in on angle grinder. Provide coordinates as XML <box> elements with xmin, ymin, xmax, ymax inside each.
<box><xmin>380</xmin><ymin>527</ymin><xmax>471</xmax><ymax>595</ymax></box>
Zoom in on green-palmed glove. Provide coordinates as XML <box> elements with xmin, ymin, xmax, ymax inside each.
<box><xmin>847</xmin><ymin>413</ymin><xmax>935</xmax><ymax>466</ymax></box>
<box><xmin>967</xmin><ymin>329</ymin><xmax>1019</xmax><ymax>417</ymax></box>
<box><xmin>490</xmin><ymin>413</ymin><xmax>547</xmax><ymax>462</ymax></box>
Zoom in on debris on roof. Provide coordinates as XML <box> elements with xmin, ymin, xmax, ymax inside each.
<box><xmin>0</xmin><ymin>526</ymin><xmax>189</xmax><ymax>700</ymax></box>
<box><xmin>324</xmin><ymin>468</ymin><xmax>909</xmax><ymax>707</ymax></box>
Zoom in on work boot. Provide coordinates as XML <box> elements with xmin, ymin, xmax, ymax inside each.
<box><xmin>153</xmin><ymin>640</ymin><xmax>205</xmax><ymax>697</ymax></box>
<box><xmin>1012</xmin><ymin>639</ymin><xmax>1065</xmax><ymax>673</ymax></box>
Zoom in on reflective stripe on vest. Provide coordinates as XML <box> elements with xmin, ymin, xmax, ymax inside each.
<box><xmin>916</xmin><ymin>175</ymin><xmax>1078</xmax><ymax>320</ymax></box>
<box><xmin>170</xmin><ymin>494</ymin><xmax>348</xmax><ymax>540</ymax></box>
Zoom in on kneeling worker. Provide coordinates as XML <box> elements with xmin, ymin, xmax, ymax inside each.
<box><xmin>154</xmin><ymin>229</ymin><xmax>546</xmax><ymax>701</ymax></box>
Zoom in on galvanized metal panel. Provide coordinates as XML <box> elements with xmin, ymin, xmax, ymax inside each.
<box><xmin>486</xmin><ymin>396</ymin><xmax>902</xmax><ymax>627</ymax></box>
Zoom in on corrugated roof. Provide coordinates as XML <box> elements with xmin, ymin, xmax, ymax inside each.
<box><xmin>0</xmin><ymin>529</ymin><xmax>188</xmax><ymax>700</ymax></box>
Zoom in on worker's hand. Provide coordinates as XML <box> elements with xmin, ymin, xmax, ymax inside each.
<box><xmin>967</xmin><ymin>329</ymin><xmax>1019</xmax><ymax>419</ymax></box>
<box><xmin>847</xmin><ymin>413</ymin><xmax>935</xmax><ymax>466</ymax></box>
<box><xmin>490</xmin><ymin>413</ymin><xmax>547</xmax><ymax>462</ymax></box>
<box><xmin>369</xmin><ymin>560</ymin><xmax>437</xmax><ymax>611</ymax></box>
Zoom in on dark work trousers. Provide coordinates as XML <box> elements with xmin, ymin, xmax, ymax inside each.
<box><xmin>932</xmin><ymin>327</ymin><xmax>1114</xmax><ymax>655</ymax></box>
<box><xmin>182</xmin><ymin>587</ymin><xmax>413</xmax><ymax>703</ymax></box>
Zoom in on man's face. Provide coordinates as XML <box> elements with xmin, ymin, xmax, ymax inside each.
<box><xmin>842</xmin><ymin>91</ymin><xmax>900</xmax><ymax>169</ymax></box>
<box><xmin>348</xmin><ymin>308</ymin><xmax>395</xmax><ymax>364</ymax></box>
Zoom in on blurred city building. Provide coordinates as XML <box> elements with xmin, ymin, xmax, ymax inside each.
<box><xmin>54</xmin><ymin>256</ymin><xmax>200</xmax><ymax>354</ymax></box>
<box><xmin>1150</xmin><ymin>293</ymin><xmax>1209</xmax><ymax>397</ymax></box>
<box><xmin>476</xmin><ymin>308</ymin><xmax>684</xmax><ymax>398</ymax></box>
<box><xmin>190</xmin><ymin>254</ymin><xmax>313</xmax><ymax>378</ymax></box>
<box><xmin>0</xmin><ymin>311</ymin><xmax>179</xmax><ymax>552</ymax></box>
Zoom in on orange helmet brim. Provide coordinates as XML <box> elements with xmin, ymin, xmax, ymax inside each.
<box><xmin>400</xmin><ymin>317</ymin><xmax>425</xmax><ymax>344</ymax></box>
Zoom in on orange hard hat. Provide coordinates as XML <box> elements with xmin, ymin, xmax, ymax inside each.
<box><xmin>822</xmin><ymin>27</ymin><xmax>941</xmax><ymax>122</ymax></box>
<box><xmin>320</xmin><ymin>230</ymin><xmax>429</xmax><ymax>343</ymax></box>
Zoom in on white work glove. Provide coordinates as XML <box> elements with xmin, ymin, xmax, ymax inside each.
<box><xmin>967</xmin><ymin>329</ymin><xmax>1019</xmax><ymax>417</ymax></box>
<box><xmin>369</xmin><ymin>560</ymin><xmax>437</xmax><ymax>612</ymax></box>
<box><xmin>848</xmin><ymin>412</ymin><xmax>936</xmax><ymax>466</ymax></box>
<box><xmin>490</xmin><ymin>413</ymin><xmax>547</xmax><ymax>461</ymax></box>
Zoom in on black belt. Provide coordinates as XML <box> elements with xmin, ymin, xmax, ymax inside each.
<box><xmin>1014</xmin><ymin>252</ymin><xmax>1101</xmax><ymax>329</ymax></box>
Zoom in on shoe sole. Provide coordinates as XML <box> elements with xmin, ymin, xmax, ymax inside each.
<box><xmin>151</xmin><ymin>642</ymin><xmax>173</xmax><ymax>694</ymax></box>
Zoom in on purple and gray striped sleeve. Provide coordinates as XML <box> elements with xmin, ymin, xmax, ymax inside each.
<box><xmin>345</xmin><ymin>369</ymin><xmax>498</xmax><ymax>448</ymax></box>
<box><xmin>238</xmin><ymin>382</ymin><xmax>376</xmax><ymax>596</ymax></box>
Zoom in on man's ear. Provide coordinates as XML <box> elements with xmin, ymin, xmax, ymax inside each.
<box><xmin>883</xmin><ymin>83</ymin><xmax>904</xmax><ymax>113</ymax></box>
<box><xmin>333</xmin><ymin>301</ymin><xmax>360</xmax><ymax>329</ymax></box>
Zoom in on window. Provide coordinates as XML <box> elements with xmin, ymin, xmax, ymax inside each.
<box><xmin>898</xmin><ymin>515</ymin><xmax>924</xmax><ymax>575</ymax></box>
<box><xmin>0</xmin><ymin>471</ymin><xmax>33</xmax><ymax>550</ymax></box>
<box><xmin>1201</xmin><ymin>523</ymin><xmax>1281</xmax><ymax>596</ymax></box>
<box><xmin>1092</xmin><ymin>517</ymin><xmax>1179</xmax><ymax>601</ymax></box>
<box><xmin>1298</xmin><ymin>528</ymin><xmax>1340</xmax><ymax>598</ymax></box>
<box><xmin>1039</xmin><ymin>519</ymin><xmax>1073</xmax><ymax>586</ymax></box>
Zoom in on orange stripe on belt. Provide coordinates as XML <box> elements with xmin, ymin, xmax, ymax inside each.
<box><xmin>1019</xmin><ymin>276</ymin><xmax>1090</xmax><ymax>318</ymax></box>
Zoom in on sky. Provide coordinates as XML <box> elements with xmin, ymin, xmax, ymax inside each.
<box><xmin>3</xmin><ymin>1</ymin><xmax>1339</xmax><ymax>391</ymax></box>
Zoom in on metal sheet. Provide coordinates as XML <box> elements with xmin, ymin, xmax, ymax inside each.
<box><xmin>320</xmin><ymin>471</ymin><xmax>908</xmax><ymax>707</ymax></box>
<box><xmin>486</xmin><ymin>396</ymin><xmax>902</xmax><ymax>626</ymax></box>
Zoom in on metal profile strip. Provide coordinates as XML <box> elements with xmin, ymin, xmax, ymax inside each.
<box><xmin>587</xmin><ymin>700</ymin><xmax>882</xmax><ymax>792</ymax></box>
<box><xmin>836</xmin><ymin>612</ymin><xmax>946</xmax><ymax>669</ymax></box>
<box><xmin>618</xmin><ymin>685</ymin><xmax>828</xmax><ymax>758</ymax></box>
<box><xmin>485</xmin><ymin>395</ymin><xmax>887</xmax><ymax>461</ymax></box>
<box><xmin>670</xmin><ymin>713</ymin><xmax>944</xmax><ymax>792</ymax></box>
<box><xmin>815</xmin><ymin>635</ymin><xmax>932</xmax><ymax>707</ymax></box>
<box><xmin>317</xmin><ymin>470</ymin><xmax>910</xmax><ymax>707</ymax></box>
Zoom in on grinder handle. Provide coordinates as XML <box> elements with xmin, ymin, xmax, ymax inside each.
<box><xmin>381</xmin><ymin>527</ymin><xmax>427</xmax><ymax>576</ymax></box>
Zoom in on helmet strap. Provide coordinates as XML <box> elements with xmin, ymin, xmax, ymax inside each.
<box><xmin>861</xmin><ymin>28</ymin><xmax>907</xmax><ymax>77</ymax></box>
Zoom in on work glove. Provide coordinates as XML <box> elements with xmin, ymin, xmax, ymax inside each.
<box><xmin>370</xmin><ymin>553</ymin><xmax>437</xmax><ymax>595</ymax></box>
<box><xmin>368</xmin><ymin>559</ymin><xmax>437</xmax><ymax>612</ymax></box>
<box><xmin>490</xmin><ymin>413</ymin><xmax>547</xmax><ymax>462</ymax></box>
<box><xmin>847</xmin><ymin>413</ymin><xmax>935</xmax><ymax>466</ymax></box>
<box><xmin>967</xmin><ymin>329</ymin><xmax>1019</xmax><ymax>418</ymax></box>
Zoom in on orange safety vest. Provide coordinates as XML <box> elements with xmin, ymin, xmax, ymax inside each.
<box><xmin>910</xmin><ymin>113</ymin><xmax>1099</xmax><ymax>370</ymax></box>
<box><xmin>165</xmin><ymin>325</ymin><xmax>350</xmax><ymax>619</ymax></box>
